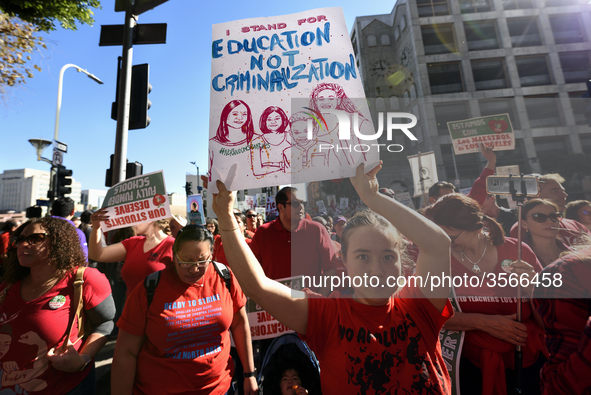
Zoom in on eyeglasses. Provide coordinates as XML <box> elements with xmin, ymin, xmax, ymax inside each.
<box><xmin>450</xmin><ymin>230</ymin><xmax>464</xmax><ymax>243</ymax></box>
<box><xmin>176</xmin><ymin>254</ymin><xmax>212</xmax><ymax>269</ymax></box>
<box><xmin>15</xmin><ymin>233</ymin><xmax>47</xmax><ymax>247</ymax></box>
<box><xmin>246</xmin><ymin>214</ymin><xmax>257</xmax><ymax>218</ymax></box>
<box><xmin>286</xmin><ymin>200</ymin><xmax>306</xmax><ymax>209</ymax></box>
<box><xmin>528</xmin><ymin>212</ymin><xmax>562</xmax><ymax>223</ymax></box>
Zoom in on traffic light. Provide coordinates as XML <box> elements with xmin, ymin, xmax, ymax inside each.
<box><xmin>129</xmin><ymin>63</ymin><xmax>151</xmax><ymax>129</ymax></box>
<box><xmin>111</xmin><ymin>63</ymin><xmax>152</xmax><ymax>130</ymax></box>
<box><xmin>56</xmin><ymin>165</ymin><xmax>73</xmax><ymax>198</ymax></box>
<box><xmin>185</xmin><ymin>182</ymin><xmax>193</xmax><ymax>196</ymax></box>
<box><xmin>105</xmin><ymin>155</ymin><xmax>143</xmax><ymax>187</ymax></box>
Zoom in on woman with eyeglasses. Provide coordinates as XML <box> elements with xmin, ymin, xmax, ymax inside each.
<box><xmin>521</xmin><ymin>199</ymin><xmax>571</xmax><ymax>268</ymax></box>
<box><xmin>112</xmin><ymin>225</ymin><xmax>257</xmax><ymax>395</ymax></box>
<box><xmin>88</xmin><ymin>211</ymin><xmax>175</xmax><ymax>298</ymax></box>
<box><xmin>565</xmin><ymin>200</ymin><xmax>591</xmax><ymax>233</ymax></box>
<box><xmin>213</xmin><ymin>212</ymin><xmax>252</xmax><ymax>267</ymax></box>
<box><xmin>0</xmin><ymin>217</ymin><xmax>115</xmax><ymax>394</ymax></box>
<box><xmin>425</xmin><ymin>194</ymin><xmax>547</xmax><ymax>395</ymax></box>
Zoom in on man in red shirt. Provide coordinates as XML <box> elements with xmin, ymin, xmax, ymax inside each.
<box><xmin>249</xmin><ymin>187</ymin><xmax>338</xmax><ymax>295</ymax></box>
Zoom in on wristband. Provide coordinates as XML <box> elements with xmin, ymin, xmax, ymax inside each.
<box><xmin>243</xmin><ymin>370</ymin><xmax>257</xmax><ymax>378</ymax></box>
<box><xmin>78</xmin><ymin>354</ymin><xmax>91</xmax><ymax>371</ymax></box>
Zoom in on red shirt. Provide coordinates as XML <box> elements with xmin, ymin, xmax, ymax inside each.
<box><xmin>213</xmin><ymin>236</ymin><xmax>252</xmax><ymax>267</ymax></box>
<box><xmin>118</xmin><ymin>264</ymin><xmax>246</xmax><ymax>395</ymax></box>
<box><xmin>452</xmin><ymin>239</ymin><xmax>547</xmax><ymax>393</ymax></box>
<box><xmin>533</xmin><ymin>247</ymin><xmax>591</xmax><ymax>394</ymax></box>
<box><xmin>0</xmin><ymin>268</ymin><xmax>111</xmax><ymax>394</ymax></box>
<box><xmin>301</xmin><ymin>285</ymin><xmax>453</xmax><ymax>395</ymax></box>
<box><xmin>510</xmin><ymin>218</ymin><xmax>590</xmax><ymax>247</ymax></box>
<box><xmin>249</xmin><ymin>218</ymin><xmax>338</xmax><ymax>280</ymax></box>
<box><xmin>468</xmin><ymin>167</ymin><xmax>494</xmax><ymax>206</ymax></box>
<box><xmin>121</xmin><ymin>236</ymin><xmax>174</xmax><ymax>297</ymax></box>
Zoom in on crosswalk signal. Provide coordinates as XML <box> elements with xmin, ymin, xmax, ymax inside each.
<box><xmin>56</xmin><ymin>165</ymin><xmax>73</xmax><ymax>198</ymax></box>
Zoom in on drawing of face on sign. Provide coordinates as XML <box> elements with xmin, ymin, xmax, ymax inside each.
<box><xmin>250</xmin><ymin>106</ymin><xmax>292</xmax><ymax>179</ymax></box>
<box><xmin>260</xmin><ymin>106</ymin><xmax>290</xmax><ymax>136</ymax></box>
<box><xmin>211</xmin><ymin>100</ymin><xmax>254</xmax><ymax>147</ymax></box>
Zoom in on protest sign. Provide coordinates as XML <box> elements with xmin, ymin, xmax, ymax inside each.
<box><xmin>394</xmin><ymin>191</ymin><xmax>415</xmax><ymax>210</ymax></box>
<box><xmin>339</xmin><ymin>197</ymin><xmax>349</xmax><ymax>209</ymax></box>
<box><xmin>407</xmin><ymin>151</ymin><xmax>438</xmax><ymax>198</ymax></box>
<box><xmin>316</xmin><ymin>200</ymin><xmax>326</xmax><ymax>214</ymax></box>
<box><xmin>208</xmin><ymin>7</ymin><xmax>378</xmax><ymax>193</ymax></box>
<box><xmin>256</xmin><ymin>193</ymin><xmax>266</xmax><ymax>207</ymax></box>
<box><xmin>246</xmin><ymin>276</ymin><xmax>303</xmax><ymax>340</ymax></box>
<box><xmin>266</xmin><ymin>196</ymin><xmax>278</xmax><ymax>218</ymax></box>
<box><xmin>255</xmin><ymin>206</ymin><xmax>266</xmax><ymax>220</ymax></box>
<box><xmin>447</xmin><ymin>114</ymin><xmax>515</xmax><ymax>155</ymax></box>
<box><xmin>100</xmin><ymin>170</ymin><xmax>170</xmax><ymax>232</ymax></box>
<box><xmin>327</xmin><ymin>194</ymin><xmax>336</xmax><ymax>208</ymax></box>
<box><xmin>187</xmin><ymin>194</ymin><xmax>205</xmax><ymax>225</ymax></box>
<box><xmin>244</xmin><ymin>195</ymin><xmax>255</xmax><ymax>210</ymax></box>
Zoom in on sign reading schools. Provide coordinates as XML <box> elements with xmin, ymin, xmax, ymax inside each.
<box><xmin>101</xmin><ymin>170</ymin><xmax>171</xmax><ymax>232</ymax></box>
<box><xmin>447</xmin><ymin>113</ymin><xmax>514</xmax><ymax>155</ymax></box>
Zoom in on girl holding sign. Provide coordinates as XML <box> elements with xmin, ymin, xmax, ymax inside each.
<box><xmin>207</xmin><ymin>163</ymin><xmax>453</xmax><ymax>394</ymax></box>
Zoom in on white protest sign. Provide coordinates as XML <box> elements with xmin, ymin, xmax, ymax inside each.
<box><xmin>407</xmin><ymin>151</ymin><xmax>438</xmax><ymax>198</ymax></box>
<box><xmin>266</xmin><ymin>196</ymin><xmax>278</xmax><ymax>218</ymax></box>
<box><xmin>100</xmin><ymin>170</ymin><xmax>171</xmax><ymax>232</ymax></box>
<box><xmin>340</xmin><ymin>197</ymin><xmax>349</xmax><ymax>209</ymax></box>
<box><xmin>207</xmin><ymin>8</ymin><xmax>378</xmax><ymax>193</ymax></box>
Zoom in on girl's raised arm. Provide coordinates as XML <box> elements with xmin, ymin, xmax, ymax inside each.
<box><xmin>351</xmin><ymin>163</ymin><xmax>451</xmax><ymax>310</ymax></box>
<box><xmin>212</xmin><ymin>180</ymin><xmax>309</xmax><ymax>335</ymax></box>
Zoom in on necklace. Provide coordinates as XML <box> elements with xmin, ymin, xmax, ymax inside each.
<box><xmin>460</xmin><ymin>240</ymin><xmax>488</xmax><ymax>274</ymax></box>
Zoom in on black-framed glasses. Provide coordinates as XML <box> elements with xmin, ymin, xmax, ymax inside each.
<box><xmin>528</xmin><ymin>212</ymin><xmax>562</xmax><ymax>223</ymax></box>
<box><xmin>450</xmin><ymin>230</ymin><xmax>464</xmax><ymax>243</ymax></box>
<box><xmin>286</xmin><ymin>200</ymin><xmax>306</xmax><ymax>209</ymax></box>
<box><xmin>175</xmin><ymin>254</ymin><xmax>212</xmax><ymax>269</ymax></box>
<box><xmin>14</xmin><ymin>233</ymin><xmax>47</xmax><ymax>248</ymax></box>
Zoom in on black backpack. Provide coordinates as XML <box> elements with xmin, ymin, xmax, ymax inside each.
<box><xmin>143</xmin><ymin>262</ymin><xmax>232</xmax><ymax>307</ymax></box>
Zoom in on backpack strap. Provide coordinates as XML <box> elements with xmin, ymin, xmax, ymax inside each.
<box><xmin>0</xmin><ymin>283</ymin><xmax>13</xmax><ymax>306</ymax></box>
<box><xmin>61</xmin><ymin>267</ymin><xmax>86</xmax><ymax>351</ymax></box>
<box><xmin>212</xmin><ymin>261</ymin><xmax>232</xmax><ymax>293</ymax></box>
<box><xmin>144</xmin><ymin>270</ymin><xmax>162</xmax><ymax>308</ymax></box>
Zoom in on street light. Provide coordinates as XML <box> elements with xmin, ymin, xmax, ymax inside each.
<box><xmin>28</xmin><ymin>139</ymin><xmax>53</xmax><ymax>164</ymax></box>
<box><xmin>190</xmin><ymin>161</ymin><xmax>201</xmax><ymax>192</ymax></box>
<box><xmin>54</xmin><ymin>63</ymin><xmax>104</xmax><ymax>141</ymax></box>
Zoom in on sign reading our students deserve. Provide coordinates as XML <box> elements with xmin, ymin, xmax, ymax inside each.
<box><xmin>100</xmin><ymin>170</ymin><xmax>171</xmax><ymax>232</ymax></box>
<box><xmin>447</xmin><ymin>113</ymin><xmax>515</xmax><ymax>155</ymax></box>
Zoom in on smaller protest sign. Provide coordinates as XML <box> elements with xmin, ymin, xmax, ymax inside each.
<box><xmin>327</xmin><ymin>195</ymin><xmax>336</xmax><ymax>209</ymax></box>
<box><xmin>100</xmin><ymin>170</ymin><xmax>171</xmax><ymax>233</ymax></box>
<box><xmin>244</xmin><ymin>195</ymin><xmax>255</xmax><ymax>210</ymax></box>
<box><xmin>245</xmin><ymin>276</ymin><xmax>302</xmax><ymax>340</ymax></box>
<box><xmin>447</xmin><ymin>114</ymin><xmax>515</xmax><ymax>155</ymax></box>
<box><xmin>266</xmin><ymin>196</ymin><xmax>278</xmax><ymax>218</ymax></box>
<box><xmin>395</xmin><ymin>192</ymin><xmax>415</xmax><ymax>210</ymax></box>
<box><xmin>316</xmin><ymin>200</ymin><xmax>326</xmax><ymax>215</ymax></box>
<box><xmin>408</xmin><ymin>151</ymin><xmax>438</xmax><ymax>198</ymax></box>
<box><xmin>340</xmin><ymin>197</ymin><xmax>349</xmax><ymax>210</ymax></box>
<box><xmin>187</xmin><ymin>195</ymin><xmax>205</xmax><ymax>225</ymax></box>
<box><xmin>255</xmin><ymin>207</ymin><xmax>266</xmax><ymax>220</ymax></box>
<box><xmin>256</xmin><ymin>193</ymin><xmax>266</xmax><ymax>207</ymax></box>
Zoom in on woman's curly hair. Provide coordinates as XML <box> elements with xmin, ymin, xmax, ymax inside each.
<box><xmin>4</xmin><ymin>217</ymin><xmax>86</xmax><ymax>283</ymax></box>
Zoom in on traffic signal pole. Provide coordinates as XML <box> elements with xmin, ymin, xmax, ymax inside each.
<box><xmin>112</xmin><ymin>1</ymin><xmax>136</xmax><ymax>186</ymax></box>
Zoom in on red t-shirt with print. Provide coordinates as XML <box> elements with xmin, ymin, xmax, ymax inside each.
<box><xmin>118</xmin><ymin>264</ymin><xmax>246</xmax><ymax>395</ymax></box>
<box><xmin>301</xmin><ymin>285</ymin><xmax>453</xmax><ymax>395</ymax></box>
<box><xmin>0</xmin><ymin>268</ymin><xmax>111</xmax><ymax>394</ymax></box>
<box><xmin>121</xmin><ymin>236</ymin><xmax>174</xmax><ymax>297</ymax></box>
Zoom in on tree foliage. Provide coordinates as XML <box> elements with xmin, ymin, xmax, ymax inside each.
<box><xmin>0</xmin><ymin>0</ymin><xmax>101</xmax><ymax>32</ymax></box>
<box><xmin>0</xmin><ymin>13</ymin><xmax>44</xmax><ymax>92</ymax></box>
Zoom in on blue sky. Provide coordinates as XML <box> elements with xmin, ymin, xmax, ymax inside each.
<box><xmin>1</xmin><ymin>0</ymin><xmax>392</xmax><ymax>195</ymax></box>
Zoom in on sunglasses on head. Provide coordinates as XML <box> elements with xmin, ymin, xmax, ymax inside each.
<box><xmin>528</xmin><ymin>212</ymin><xmax>562</xmax><ymax>223</ymax></box>
<box><xmin>14</xmin><ymin>233</ymin><xmax>47</xmax><ymax>248</ymax></box>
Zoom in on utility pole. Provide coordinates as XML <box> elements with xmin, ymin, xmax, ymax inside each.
<box><xmin>112</xmin><ymin>1</ymin><xmax>136</xmax><ymax>185</ymax></box>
